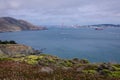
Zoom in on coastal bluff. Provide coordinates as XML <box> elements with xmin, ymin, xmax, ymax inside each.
<box><xmin>0</xmin><ymin>44</ymin><xmax>40</xmax><ymax>57</ymax></box>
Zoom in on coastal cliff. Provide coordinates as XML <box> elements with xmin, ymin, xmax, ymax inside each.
<box><xmin>0</xmin><ymin>43</ymin><xmax>40</xmax><ymax>57</ymax></box>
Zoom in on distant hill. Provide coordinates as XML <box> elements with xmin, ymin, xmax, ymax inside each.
<box><xmin>90</xmin><ymin>24</ymin><xmax>120</xmax><ymax>27</ymax></box>
<box><xmin>47</xmin><ymin>24</ymin><xmax>120</xmax><ymax>29</ymax></box>
<box><xmin>0</xmin><ymin>17</ymin><xmax>47</xmax><ymax>32</ymax></box>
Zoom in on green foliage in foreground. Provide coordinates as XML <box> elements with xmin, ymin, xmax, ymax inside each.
<box><xmin>0</xmin><ymin>54</ymin><xmax>120</xmax><ymax>80</ymax></box>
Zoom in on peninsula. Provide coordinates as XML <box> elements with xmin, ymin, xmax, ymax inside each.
<box><xmin>0</xmin><ymin>17</ymin><xmax>47</xmax><ymax>32</ymax></box>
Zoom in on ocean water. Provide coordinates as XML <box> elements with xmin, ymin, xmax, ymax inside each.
<box><xmin>0</xmin><ymin>27</ymin><xmax>120</xmax><ymax>63</ymax></box>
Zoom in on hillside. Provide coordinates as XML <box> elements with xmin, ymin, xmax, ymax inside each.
<box><xmin>0</xmin><ymin>17</ymin><xmax>47</xmax><ymax>32</ymax></box>
<box><xmin>0</xmin><ymin>41</ymin><xmax>120</xmax><ymax>80</ymax></box>
<box><xmin>0</xmin><ymin>40</ymin><xmax>41</xmax><ymax>57</ymax></box>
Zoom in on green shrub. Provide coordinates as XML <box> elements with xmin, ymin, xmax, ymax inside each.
<box><xmin>60</xmin><ymin>60</ymin><xmax>73</xmax><ymax>67</ymax></box>
<box><xmin>73</xmin><ymin>58</ymin><xmax>79</xmax><ymax>62</ymax></box>
<box><xmin>100</xmin><ymin>69</ymin><xmax>112</xmax><ymax>76</ymax></box>
<box><xmin>82</xmin><ymin>70</ymin><xmax>97</xmax><ymax>74</ymax></box>
<box><xmin>111</xmin><ymin>71</ymin><xmax>120</xmax><ymax>78</ymax></box>
<box><xmin>80</xmin><ymin>59</ymin><xmax>89</xmax><ymax>64</ymax></box>
<box><xmin>112</xmin><ymin>66</ymin><xmax>120</xmax><ymax>71</ymax></box>
<box><xmin>0</xmin><ymin>58</ymin><xmax>11</xmax><ymax>61</ymax></box>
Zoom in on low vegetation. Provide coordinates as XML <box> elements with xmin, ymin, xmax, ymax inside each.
<box><xmin>0</xmin><ymin>54</ymin><xmax>120</xmax><ymax>80</ymax></box>
<box><xmin>0</xmin><ymin>40</ymin><xmax>120</xmax><ymax>80</ymax></box>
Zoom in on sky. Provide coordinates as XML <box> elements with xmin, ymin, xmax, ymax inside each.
<box><xmin>0</xmin><ymin>0</ymin><xmax>120</xmax><ymax>25</ymax></box>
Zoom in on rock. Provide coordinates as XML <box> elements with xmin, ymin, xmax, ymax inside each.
<box><xmin>76</xmin><ymin>67</ymin><xmax>85</xmax><ymax>72</ymax></box>
<box><xmin>40</xmin><ymin>67</ymin><xmax>53</xmax><ymax>73</ymax></box>
<box><xmin>62</xmin><ymin>66</ymin><xmax>72</xmax><ymax>70</ymax></box>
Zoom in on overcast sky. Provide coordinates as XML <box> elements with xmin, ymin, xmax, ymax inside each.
<box><xmin>0</xmin><ymin>0</ymin><xmax>120</xmax><ymax>25</ymax></box>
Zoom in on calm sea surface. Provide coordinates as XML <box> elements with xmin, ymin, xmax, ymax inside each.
<box><xmin>0</xmin><ymin>27</ymin><xmax>120</xmax><ymax>62</ymax></box>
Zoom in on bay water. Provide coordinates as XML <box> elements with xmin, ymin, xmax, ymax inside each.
<box><xmin>0</xmin><ymin>27</ymin><xmax>120</xmax><ymax>63</ymax></box>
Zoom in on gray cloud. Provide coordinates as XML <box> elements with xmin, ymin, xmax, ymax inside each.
<box><xmin>0</xmin><ymin>0</ymin><xmax>120</xmax><ymax>25</ymax></box>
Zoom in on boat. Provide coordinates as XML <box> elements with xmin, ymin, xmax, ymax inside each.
<box><xmin>95</xmin><ymin>28</ymin><xmax>104</xmax><ymax>30</ymax></box>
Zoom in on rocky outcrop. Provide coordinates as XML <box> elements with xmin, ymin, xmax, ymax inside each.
<box><xmin>0</xmin><ymin>17</ymin><xmax>47</xmax><ymax>32</ymax></box>
<box><xmin>0</xmin><ymin>44</ymin><xmax>40</xmax><ymax>57</ymax></box>
<box><xmin>40</xmin><ymin>67</ymin><xmax>54</xmax><ymax>73</ymax></box>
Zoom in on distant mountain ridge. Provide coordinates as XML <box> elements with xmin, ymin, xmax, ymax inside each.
<box><xmin>45</xmin><ymin>24</ymin><xmax>120</xmax><ymax>28</ymax></box>
<box><xmin>0</xmin><ymin>17</ymin><xmax>47</xmax><ymax>32</ymax></box>
<box><xmin>76</xmin><ymin>24</ymin><xmax>120</xmax><ymax>28</ymax></box>
<box><xmin>89</xmin><ymin>24</ymin><xmax>120</xmax><ymax>27</ymax></box>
